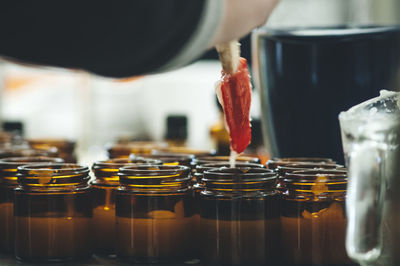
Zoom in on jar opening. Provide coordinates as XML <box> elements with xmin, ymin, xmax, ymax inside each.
<box><xmin>130</xmin><ymin>154</ymin><xmax>193</xmax><ymax>165</ymax></box>
<box><xmin>17</xmin><ymin>163</ymin><xmax>90</xmax><ymax>188</ymax></box>
<box><xmin>0</xmin><ymin>147</ymin><xmax>58</xmax><ymax>159</ymax></box>
<box><xmin>283</xmin><ymin>169</ymin><xmax>348</xmax><ymax>196</ymax></box>
<box><xmin>195</xmin><ymin>155</ymin><xmax>260</xmax><ymax>165</ymax></box>
<box><xmin>267</xmin><ymin>157</ymin><xmax>335</xmax><ymax>169</ymax></box>
<box><xmin>118</xmin><ymin>165</ymin><xmax>191</xmax><ymax>191</ymax></box>
<box><xmin>202</xmin><ymin>167</ymin><xmax>277</xmax><ymax>193</ymax></box>
<box><xmin>0</xmin><ymin>156</ymin><xmax>63</xmax><ymax>166</ymax></box>
<box><xmin>92</xmin><ymin>158</ymin><xmax>163</xmax><ymax>185</ymax></box>
<box><xmin>197</xmin><ymin>162</ymin><xmax>264</xmax><ymax>173</ymax></box>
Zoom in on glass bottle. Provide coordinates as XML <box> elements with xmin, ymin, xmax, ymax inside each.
<box><xmin>28</xmin><ymin>139</ymin><xmax>77</xmax><ymax>163</ymax></box>
<box><xmin>200</xmin><ymin>167</ymin><xmax>280</xmax><ymax>265</ymax></box>
<box><xmin>280</xmin><ymin>169</ymin><xmax>355</xmax><ymax>265</ymax></box>
<box><xmin>116</xmin><ymin>165</ymin><xmax>196</xmax><ymax>264</ymax></box>
<box><xmin>91</xmin><ymin>158</ymin><xmax>162</xmax><ymax>256</ymax></box>
<box><xmin>14</xmin><ymin>163</ymin><xmax>92</xmax><ymax>262</ymax></box>
<box><xmin>0</xmin><ymin>157</ymin><xmax>63</xmax><ymax>254</ymax></box>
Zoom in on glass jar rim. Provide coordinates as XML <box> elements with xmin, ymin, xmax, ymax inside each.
<box><xmin>133</xmin><ymin>153</ymin><xmax>194</xmax><ymax>159</ymax></box>
<box><xmin>28</xmin><ymin>138</ymin><xmax>75</xmax><ymax>147</ymax></box>
<box><xmin>0</xmin><ymin>147</ymin><xmax>59</xmax><ymax>158</ymax></box>
<box><xmin>197</xmin><ymin>162</ymin><xmax>264</xmax><ymax>172</ymax></box>
<box><xmin>119</xmin><ymin>164</ymin><xmax>190</xmax><ymax>175</ymax></box>
<box><xmin>93</xmin><ymin>158</ymin><xmax>163</xmax><ymax>169</ymax></box>
<box><xmin>0</xmin><ymin>156</ymin><xmax>64</xmax><ymax>166</ymax></box>
<box><xmin>204</xmin><ymin>167</ymin><xmax>276</xmax><ymax>181</ymax></box>
<box><xmin>269</xmin><ymin>157</ymin><xmax>334</xmax><ymax>162</ymax></box>
<box><xmin>195</xmin><ymin>155</ymin><xmax>260</xmax><ymax>164</ymax></box>
<box><xmin>107</xmin><ymin>141</ymin><xmax>167</xmax><ymax>150</ymax></box>
<box><xmin>276</xmin><ymin>163</ymin><xmax>343</xmax><ymax>172</ymax></box>
<box><xmin>17</xmin><ymin>163</ymin><xmax>89</xmax><ymax>175</ymax></box>
<box><xmin>267</xmin><ymin>157</ymin><xmax>335</xmax><ymax>168</ymax></box>
<box><xmin>129</xmin><ymin>153</ymin><xmax>194</xmax><ymax>164</ymax></box>
<box><xmin>285</xmin><ymin>169</ymin><xmax>347</xmax><ymax>182</ymax></box>
<box><xmin>152</xmin><ymin>147</ymin><xmax>215</xmax><ymax>156</ymax></box>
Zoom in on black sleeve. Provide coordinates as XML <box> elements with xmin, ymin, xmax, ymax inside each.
<box><xmin>0</xmin><ymin>1</ymin><xmax>205</xmax><ymax>78</ymax></box>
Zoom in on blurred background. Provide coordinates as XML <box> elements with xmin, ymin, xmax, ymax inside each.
<box><xmin>0</xmin><ymin>36</ymin><xmax>263</xmax><ymax>164</ymax></box>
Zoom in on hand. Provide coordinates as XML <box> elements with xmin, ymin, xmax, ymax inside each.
<box><xmin>210</xmin><ymin>0</ymin><xmax>279</xmax><ymax>47</ymax></box>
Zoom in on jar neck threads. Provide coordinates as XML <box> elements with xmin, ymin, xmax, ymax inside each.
<box><xmin>283</xmin><ymin>169</ymin><xmax>347</xmax><ymax>199</ymax></box>
<box><xmin>17</xmin><ymin>163</ymin><xmax>90</xmax><ymax>190</ymax></box>
<box><xmin>92</xmin><ymin>158</ymin><xmax>162</xmax><ymax>186</ymax></box>
<box><xmin>0</xmin><ymin>157</ymin><xmax>63</xmax><ymax>185</ymax></box>
<box><xmin>118</xmin><ymin>165</ymin><xmax>191</xmax><ymax>192</ymax></box>
<box><xmin>203</xmin><ymin>167</ymin><xmax>277</xmax><ymax>194</ymax></box>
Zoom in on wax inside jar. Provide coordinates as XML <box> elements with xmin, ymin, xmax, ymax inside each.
<box><xmin>15</xmin><ymin>216</ymin><xmax>91</xmax><ymax>260</ymax></box>
<box><xmin>0</xmin><ymin>201</ymin><xmax>13</xmax><ymax>252</ymax></box>
<box><xmin>281</xmin><ymin>200</ymin><xmax>353</xmax><ymax>265</ymax></box>
<box><xmin>92</xmin><ymin>187</ymin><xmax>116</xmax><ymax>255</ymax></box>
<box><xmin>116</xmin><ymin>194</ymin><xmax>198</xmax><ymax>263</ymax></box>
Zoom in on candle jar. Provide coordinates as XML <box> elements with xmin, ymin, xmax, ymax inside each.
<box><xmin>280</xmin><ymin>169</ymin><xmax>355</xmax><ymax>265</ymax></box>
<box><xmin>152</xmin><ymin>146</ymin><xmax>215</xmax><ymax>157</ymax></box>
<box><xmin>14</xmin><ymin>163</ymin><xmax>92</xmax><ymax>262</ymax></box>
<box><xmin>194</xmin><ymin>155</ymin><xmax>260</xmax><ymax>166</ymax></box>
<box><xmin>91</xmin><ymin>158</ymin><xmax>162</xmax><ymax>256</ymax></box>
<box><xmin>130</xmin><ymin>153</ymin><xmax>194</xmax><ymax>167</ymax></box>
<box><xmin>195</xmin><ymin>162</ymin><xmax>265</xmax><ymax>200</ymax></box>
<box><xmin>28</xmin><ymin>139</ymin><xmax>77</xmax><ymax>163</ymax></box>
<box><xmin>274</xmin><ymin>162</ymin><xmax>343</xmax><ymax>192</ymax></box>
<box><xmin>267</xmin><ymin>157</ymin><xmax>335</xmax><ymax>170</ymax></box>
<box><xmin>107</xmin><ymin>142</ymin><xmax>167</xmax><ymax>159</ymax></box>
<box><xmin>0</xmin><ymin>147</ymin><xmax>59</xmax><ymax>159</ymax></box>
<box><xmin>116</xmin><ymin>165</ymin><xmax>196</xmax><ymax>264</ymax></box>
<box><xmin>200</xmin><ymin>167</ymin><xmax>280</xmax><ymax>266</ymax></box>
<box><xmin>0</xmin><ymin>157</ymin><xmax>63</xmax><ymax>254</ymax></box>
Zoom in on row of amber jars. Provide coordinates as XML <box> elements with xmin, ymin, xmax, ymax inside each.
<box><xmin>0</xmin><ymin>153</ymin><xmax>353</xmax><ymax>265</ymax></box>
<box><xmin>268</xmin><ymin>157</ymin><xmax>355</xmax><ymax>266</ymax></box>
<box><xmin>91</xmin><ymin>154</ymin><xmax>273</xmax><ymax>265</ymax></box>
<box><xmin>0</xmin><ymin>138</ymin><xmax>77</xmax><ymax>163</ymax></box>
<box><xmin>91</xmin><ymin>157</ymin><xmax>162</xmax><ymax>255</ymax></box>
<box><xmin>0</xmin><ymin>157</ymin><xmax>64</xmax><ymax>254</ymax></box>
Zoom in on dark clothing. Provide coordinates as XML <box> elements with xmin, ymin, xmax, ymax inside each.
<box><xmin>0</xmin><ymin>1</ymin><xmax>205</xmax><ymax>77</ymax></box>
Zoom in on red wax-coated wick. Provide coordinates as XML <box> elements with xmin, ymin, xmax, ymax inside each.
<box><xmin>218</xmin><ymin>57</ymin><xmax>252</xmax><ymax>154</ymax></box>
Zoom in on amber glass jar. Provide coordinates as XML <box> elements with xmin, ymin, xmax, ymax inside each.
<box><xmin>91</xmin><ymin>158</ymin><xmax>162</xmax><ymax>256</ymax></box>
<box><xmin>194</xmin><ymin>155</ymin><xmax>260</xmax><ymax>166</ymax></box>
<box><xmin>152</xmin><ymin>146</ymin><xmax>215</xmax><ymax>157</ymax></box>
<box><xmin>0</xmin><ymin>157</ymin><xmax>63</xmax><ymax>254</ymax></box>
<box><xmin>274</xmin><ymin>162</ymin><xmax>343</xmax><ymax>192</ymax></box>
<box><xmin>0</xmin><ymin>147</ymin><xmax>59</xmax><ymax>159</ymax></box>
<box><xmin>280</xmin><ymin>169</ymin><xmax>355</xmax><ymax>265</ymax></box>
<box><xmin>107</xmin><ymin>142</ymin><xmax>167</xmax><ymax>159</ymax></box>
<box><xmin>200</xmin><ymin>167</ymin><xmax>280</xmax><ymax>266</ymax></box>
<box><xmin>267</xmin><ymin>157</ymin><xmax>335</xmax><ymax>170</ymax></box>
<box><xmin>116</xmin><ymin>165</ymin><xmax>196</xmax><ymax>264</ymax></box>
<box><xmin>28</xmin><ymin>139</ymin><xmax>77</xmax><ymax>163</ymax></box>
<box><xmin>130</xmin><ymin>153</ymin><xmax>194</xmax><ymax>167</ymax></box>
<box><xmin>194</xmin><ymin>162</ymin><xmax>265</xmax><ymax>214</ymax></box>
<box><xmin>14</xmin><ymin>163</ymin><xmax>92</xmax><ymax>262</ymax></box>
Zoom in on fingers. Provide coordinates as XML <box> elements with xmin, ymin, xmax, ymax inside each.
<box><xmin>209</xmin><ymin>0</ymin><xmax>279</xmax><ymax>47</ymax></box>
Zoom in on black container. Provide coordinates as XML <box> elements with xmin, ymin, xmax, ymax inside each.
<box><xmin>253</xmin><ymin>26</ymin><xmax>400</xmax><ymax>163</ymax></box>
